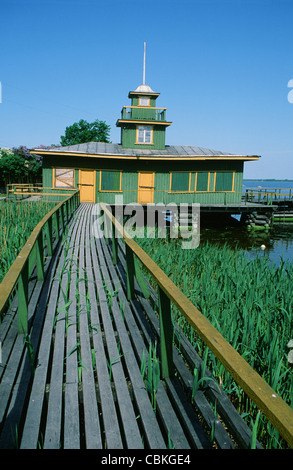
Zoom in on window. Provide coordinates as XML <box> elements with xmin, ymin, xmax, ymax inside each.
<box><xmin>136</xmin><ymin>125</ymin><xmax>152</xmax><ymax>144</ymax></box>
<box><xmin>100</xmin><ymin>170</ymin><xmax>121</xmax><ymax>191</ymax></box>
<box><xmin>195</xmin><ymin>172</ymin><xmax>209</xmax><ymax>192</ymax></box>
<box><xmin>139</xmin><ymin>96</ymin><xmax>150</xmax><ymax>106</ymax></box>
<box><xmin>54</xmin><ymin>169</ymin><xmax>74</xmax><ymax>188</ymax></box>
<box><xmin>215</xmin><ymin>172</ymin><xmax>234</xmax><ymax>191</ymax></box>
<box><xmin>170</xmin><ymin>172</ymin><xmax>190</xmax><ymax>192</ymax></box>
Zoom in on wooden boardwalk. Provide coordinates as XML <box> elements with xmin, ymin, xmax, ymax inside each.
<box><xmin>0</xmin><ymin>203</ymin><xmax>264</xmax><ymax>449</ymax></box>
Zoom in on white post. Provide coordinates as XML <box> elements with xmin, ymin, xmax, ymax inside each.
<box><xmin>143</xmin><ymin>42</ymin><xmax>146</xmax><ymax>85</ymax></box>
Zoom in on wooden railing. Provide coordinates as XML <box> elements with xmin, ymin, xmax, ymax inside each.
<box><xmin>6</xmin><ymin>184</ymin><xmax>77</xmax><ymax>200</ymax></box>
<box><xmin>244</xmin><ymin>188</ymin><xmax>293</xmax><ymax>204</ymax></box>
<box><xmin>100</xmin><ymin>201</ymin><xmax>293</xmax><ymax>448</ymax></box>
<box><xmin>0</xmin><ymin>190</ymin><xmax>80</xmax><ymax>334</ymax></box>
<box><xmin>6</xmin><ymin>184</ymin><xmax>292</xmax><ymax>208</ymax></box>
<box><xmin>120</xmin><ymin>106</ymin><xmax>167</xmax><ymax>121</ymax></box>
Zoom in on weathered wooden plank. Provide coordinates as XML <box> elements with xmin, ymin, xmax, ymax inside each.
<box><xmin>156</xmin><ymin>382</ymin><xmax>190</xmax><ymax>449</ymax></box>
<box><xmin>63</xmin><ymin>207</ymin><xmax>85</xmax><ymax>449</ymax></box>
<box><xmin>63</xmin><ymin>382</ymin><xmax>80</xmax><ymax>448</ymax></box>
<box><xmin>165</xmin><ymin>377</ymin><xmax>211</xmax><ymax>449</ymax></box>
<box><xmin>105</xmin><ymin>271</ymin><xmax>200</xmax><ymax>450</ymax></box>
<box><xmin>172</xmin><ymin>351</ymin><xmax>235</xmax><ymax>449</ymax></box>
<box><xmin>86</xmin><ymin>207</ymin><xmax>123</xmax><ymax>449</ymax></box>
<box><xmin>20</xmin><ymin>205</ymin><xmax>83</xmax><ymax>449</ymax></box>
<box><xmin>0</xmin><ymin>356</ymin><xmax>32</xmax><ymax>448</ymax></box>
<box><xmin>173</xmin><ymin>324</ymin><xmax>262</xmax><ymax>448</ymax></box>
<box><xmin>0</xmin><ymin>269</ymin><xmax>54</xmax><ymax>448</ymax></box>
<box><xmin>98</xmin><ymin>232</ymin><xmax>167</xmax><ymax>449</ymax></box>
<box><xmin>92</xmin><ymin>221</ymin><xmax>144</xmax><ymax>449</ymax></box>
<box><xmin>43</xmin><ymin>207</ymin><xmax>85</xmax><ymax>449</ymax></box>
<box><xmin>78</xmin><ymin>205</ymin><xmax>102</xmax><ymax>449</ymax></box>
<box><xmin>115</xmin><ymin>237</ymin><xmax>263</xmax><ymax>449</ymax></box>
<box><xmin>110</xmin><ymin>240</ymin><xmax>237</xmax><ymax>449</ymax></box>
<box><xmin>43</xmin><ymin>315</ymin><xmax>66</xmax><ymax>449</ymax></box>
<box><xmin>17</xmin><ymin>258</ymin><xmax>63</xmax><ymax>448</ymax></box>
<box><xmin>20</xmin><ymin>272</ymin><xmax>65</xmax><ymax>447</ymax></box>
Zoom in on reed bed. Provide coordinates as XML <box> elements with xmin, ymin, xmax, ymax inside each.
<box><xmin>0</xmin><ymin>200</ymin><xmax>56</xmax><ymax>283</ymax></box>
<box><xmin>135</xmin><ymin>235</ymin><xmax>293</xmax><ymax>448</ymax></box>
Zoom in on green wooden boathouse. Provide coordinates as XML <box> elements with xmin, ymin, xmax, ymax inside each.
<box><xmin>32</xmin><ymin>81</ymin><xmax>259</xmax><ymax>206</ymax></box>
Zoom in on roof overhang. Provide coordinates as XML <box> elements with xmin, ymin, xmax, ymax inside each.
<box><xmin>116</xmin><ymin>119</ymin><xmax>172</xmax><ymax>127</ymax></box>
<box><xmin>30</xmin><ymin>149</ymin><xmax>260</xmax><ymax>162</ymax></box>
<box><xmin>128</xmin><ymin>91</ymin><xmax>160</xmax><ymax>99</ymax></box>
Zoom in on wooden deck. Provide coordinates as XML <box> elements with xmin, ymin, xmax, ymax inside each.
<box><xmin>0</xmin><ymin>203</ymin><xmax>263</xmax><ymax>449</ymax></box>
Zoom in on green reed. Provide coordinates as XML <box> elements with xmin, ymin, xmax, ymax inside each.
<box><xmin>0</xmin><ymin>200</ymin><xmax>56</xmax><ymax>283</ymax></box>
<box><xmin>135</xmin><ymin>235</ymin><xmax>293</xmax><ymax>448</ymax></box>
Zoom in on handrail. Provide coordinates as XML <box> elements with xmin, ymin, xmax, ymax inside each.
<box><xmin>6</xmin><ymin>184</ymin><xmax>77</xmax><ymax>196</ymax></box>
<box><xmin>5</xmin><ymin>184</ymin><xmax>292</xmax><ymax>205</ymax></box>
<box><xmin>0</xmin><ymin>190</ymin><xmax>80</xmax><ymax>333</ymax></box>
<box><xmin>100</xmin><ymin>201</ymin><xmax>293</xmax><ymax>448</ymax></box>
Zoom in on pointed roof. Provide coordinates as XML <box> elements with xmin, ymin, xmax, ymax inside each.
<box><xmin>134</xmin><ymin>84</ymin><xmax>155</xmax><ymax>93</ymax></box>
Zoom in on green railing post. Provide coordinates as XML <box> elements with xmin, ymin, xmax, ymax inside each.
<box><xmin>46</xmin><ymin>218</ymin><xmax>53</xmax><ymax>257</ymax></box>
<box><xmin>112</xmin><ymin>224</ymin><xmax>118</xmax><ymax>265</ymax></box>
<box><xmin>64</xmin><ymin>199</ymin><xmax>68</xmax><ymax>223</ymax></box>
<box><xmin>158</xmin><ymin>286</ymin><xmax>174</xmax><ymax>379</ymax></box>
<box><xmin>104</xmin><ymin>211</ymin><xmax>109</xmax><ymax>245</ymax></box>
<box><xmin>18</xmin><ymin>259</ymin><xmax>29</xmax><ymax>334</ymax></box>
<box><xmin>67</xmin><ymin>199</ymin><xmax>70</xmax><ymax>220</ymax></box>
<box><xmin>68</xmin><ymin>196</ymin><xmax>72</xmax><ymax>216</ymax></box>
<box><xmin>52</xmin><ymin>210</ymin><xmax>59</xmax><ymax>240</ymax></box>
<box><xmin>59</xmin><ymin>206</ymin><xmax>64</xmax><ymax>232</ymax></box>
<box><xmin>125</xmin><ymin>244</ymin><xmax>135</xmax><ymax>300</ymax></box>
<box><xmin>36</xmin><ymin>232</ymin><xmax>44</xmax><ymax>281</ymax></box>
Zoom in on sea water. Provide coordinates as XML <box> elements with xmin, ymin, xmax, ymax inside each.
<box><xmin>200</xmin><ymin>180</ymin><xmax>293</xmax><ymax>266</ymax></box>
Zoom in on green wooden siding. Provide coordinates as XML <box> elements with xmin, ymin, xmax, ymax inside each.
<box><xmin>131</xmin><ymin>96</ymin><xmax>157</xmax><ymax>107</ymax></box>
<box><xmin>121</xmin><ymin>125</ymin><xmax>166</xmax><ymax>149</ymax></box>
<box><xmin>118</xmin><ymin>88</ymin><xmax>169</xmax><ymax>150</ymax></box>
<box><xmin>42</xmin><ymin>156</ymin><xmax>244</xmax><ymax>205</ymax></box>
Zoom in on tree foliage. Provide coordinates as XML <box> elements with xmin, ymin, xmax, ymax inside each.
<box><xmin>60</xmin><ymin>119</ymin><xmax>111</xmax><ymax>146</ymax></box>
<box><xmin>0</xmin><ymin>146</ymin><xmax>42</xmax><ymax>188</ymax></box>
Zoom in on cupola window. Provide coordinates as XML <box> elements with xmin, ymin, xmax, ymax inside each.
<box><xmin>139</xmin><ymin>96</ymin><xmax>150</xmax><ymax>106</ymax></box>
<box><xmin>136</xmin><ymin>125</ymin><xmax>153</xmax><ymax>144</ymax></box>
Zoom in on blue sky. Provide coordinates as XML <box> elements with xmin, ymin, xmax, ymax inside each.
<box><xmin>1</xmin><ymin>0</ymin><xmax>293</xmax><ymax>178</ymax></box>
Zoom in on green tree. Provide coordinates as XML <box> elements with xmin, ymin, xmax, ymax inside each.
<box><xmin>60</xmin><ymin>119</ymin><xmax>111</xmax><ymax>146</ymax></box>
<box><xmin>0</xmin><ymin>147</ymin><xmax>42</xmax><ymax>188</ymax></box>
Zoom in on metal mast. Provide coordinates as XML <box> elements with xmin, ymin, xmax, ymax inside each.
<box><xmin>143</xmin><ymin>41</ymin><xmax>146</xmax><ymax>85</ymax></box>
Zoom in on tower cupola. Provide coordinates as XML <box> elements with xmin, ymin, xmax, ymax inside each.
<box><xmin>116</xmin><ymin>43</ymin><xmax>172</xmax><ymax>150</ymax></box>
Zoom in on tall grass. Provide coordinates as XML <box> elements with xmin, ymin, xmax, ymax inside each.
<box><xmin>135</xmin><ymin>235</ymin><xmax>293</xmax><ymax>448</ymax></box>
<box><xmin>0</xmin><ymin>200</ymin><xmax>56</xmax><ymax>282</ymax></box>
